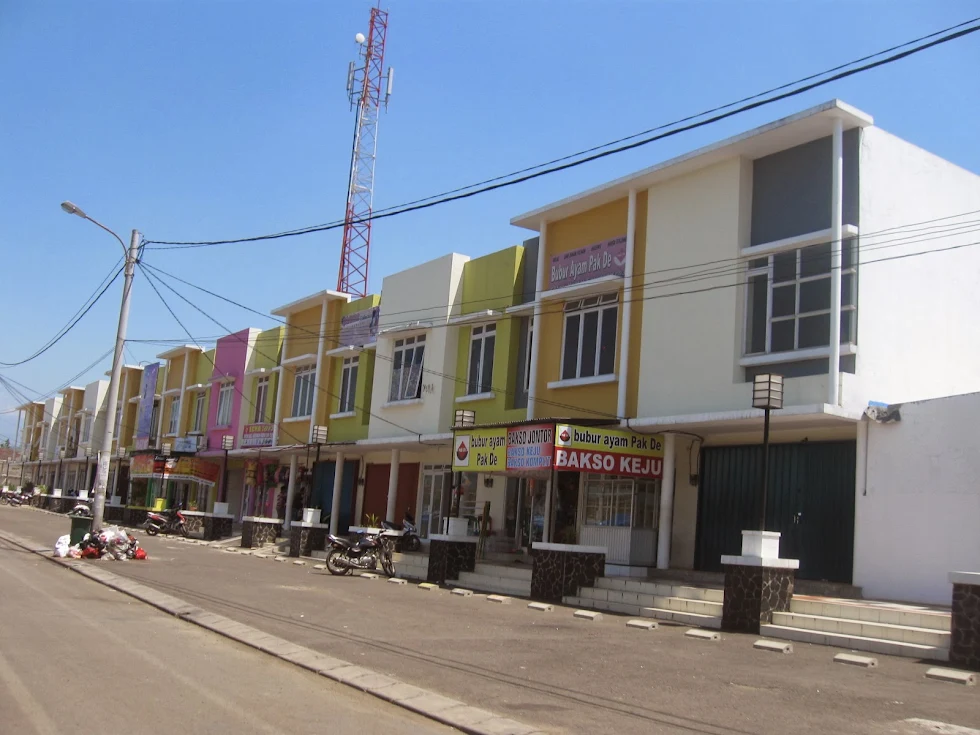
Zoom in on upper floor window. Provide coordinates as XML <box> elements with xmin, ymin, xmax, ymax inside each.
<box><xmin>167</xmin><ymin>396</ymin><xmax>180</xmax><ymax>435</ymax></box>
<box><xmin>253</xmin><ymin>376</ymin><xmax>269</xmax><ymax>423</ymax></box>
<box><xmin>81</xmin><ymin>414</ymin><xmax>93</xmax><ymax>443</ymax></box>
<box><xmin>339</xmin><ymin>356</ymin><xmax>359</xmax><ymax>413</ymax></box>
<box><xmin>389</xmin><ymin>335</ymin><xmax>425</xmax><ymax>402</ymax></box>
<box><xmin>150</xmin><ymin>401</ymin><xmax>160</xmax><ymax>442</ymax></box>
<box><xmin>745</xmin><ymin>241</ymin><xmax>857</xmax><ymax>355</ymax></box>
<box><xmin>561</xmin><ymin>293</ymin><xmax>618</xmax><ymax>381</ymax></box>
<box><xmin>467</xmin><ymin>324</ymin><xmax>496</xmax><ymax>395</ymax></box>
<box><xmin>216</xmin><ymin>383</ymin><xmax>234</xmax><ymax>426</ymax></box>
<box><xmin>191</xmin><ymin>391</ymin><xmax>207</xmax><ymax>432</ymax></box>
<box><xmin>291</xmin><ymin>366</ymin><xmax>315</xmax><ymax>418</ymax></box>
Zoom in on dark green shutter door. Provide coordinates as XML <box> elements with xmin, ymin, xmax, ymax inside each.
<box><xmin>694</xmin><ymin>441</ymin><xmax>855</xmax><ymax>583</ymax></box>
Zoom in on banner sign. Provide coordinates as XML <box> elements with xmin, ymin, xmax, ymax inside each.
<box><xmin>134</xmin><ymin>362</ymin><xmax>160</xmax><ymax>450</ymax></box>
<box><xmin>548</xmin><ymin>235</ymin><xmax>627</xmax><ymax>290</ymax></box>
<box><xmin>173</xmin><ymin>436</ymin><xmax>198</xmax><ymax>453</ymax></box>
<box><xmin>339</xmin><ymin>306</ymin><xmax>380</xmax><ymax>348</ymax></box>
<box><xmin>242</xmin><ymin>423</ymin><xmax>274</xmax><ymax>448</ymax></box>
<box><xmin>506</xmin><ymin>424</ymin><xmax>555</xmax><ymax>471</ymax></box>
<box><xmin>553</xmin><ymin>424</ymin><xmax>664</xmax><ymax>478</ymax></box>
<box><xmin>453</xmin><ymin>427</ymin><xmax>507</xmax><ymax>471</ymax></box>
<box><xmin>130</xmin><ymin>455</ymin><xmax>219</xmax><ymax>486</ymax></box>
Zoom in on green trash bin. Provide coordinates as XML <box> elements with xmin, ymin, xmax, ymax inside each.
<box><xmin>69</xmin><ymin>514</ymin><xmax>94</xmax><ymax>546</ymax></box>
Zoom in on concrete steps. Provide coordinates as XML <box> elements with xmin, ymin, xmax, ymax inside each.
<box><xmin>455</xmin><ymin>564</ymin><xmax>532</xmax><ymax>597</ymax></box>
<box><xmin>760</xmin><ymin>623</ymin><xmax>949</xmax><ymax>661</ymax></box>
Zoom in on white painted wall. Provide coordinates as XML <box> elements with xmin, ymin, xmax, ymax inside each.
<box><xmin>849</xmin><ymin>127</ymin><xmax>980</xmax><ymax>409</ymax></box>
<box><xmin>853</xmin><ymin>392</ymin><xmax>980</xmax><ymax>604</ymax></box>
<box><xmin>369</xmin><ymin>253</ymin><xmax>468</xmax><ymax>439</ymax></box>
<box><xmin>82</xmin><ymin>379</ymin><xmax>110</xmax><ymax>456</ymax></box>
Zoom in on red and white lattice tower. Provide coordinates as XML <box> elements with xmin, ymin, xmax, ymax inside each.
<box><xmin>336</xmin><ymin>4</ymin><xmax>392</xmax><ymax>297</ymax></box>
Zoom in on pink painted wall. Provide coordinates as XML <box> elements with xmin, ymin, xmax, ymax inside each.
<box><xmin>205</xmin><ymin>328</ymin><xmax>251</xmax><ymax>453</ymax></box>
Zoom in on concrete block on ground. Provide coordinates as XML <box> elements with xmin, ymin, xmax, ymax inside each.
<box><xmin>293</xmin><ymin>560</ymin><xmax>305</xmax><ymax>566</ymax></box>
<box><xmin>360</xmin><ymin>572</ymin><xmax>381</xmax><ymax>579</ymax></box>
<box><xmin>573</xmin><ymin>610</ymin><xmax>603</xmax><ymax>622</ymax></box>
<box><xmin>487</xmin><ymin>595</ymin><xmax>512</xmax><ymax>604</ymax></box>
<box><xmin>313</xmin><ymin>564</ymin><xmax>326</xmax><ymax>570</ymax></box>
<box><xmin>924</xmin><ymin>668</ymin><xmax>977</xmax><ymax>686</ymax></box>
<box><xmin>451</xmin><ymin>588</ymin><xmax>474</xmax><ymax>597</ymax></box>
<box><xmin>387</xmin><ymin>577</ymin><xmax>407</xmax><ymax>585</ymax></box>
<box><xmin>685</xmin><ymin>629</ymin><xmax>720</xmax><ymax>641</ymax></box>
<box><xmin>834</xmin><ymin>653</ymin><xmax>879</xmax><ymax>668</ymax></box>
<box><xmin>224</xmin><ymin>548</ymin><xmax>238</xmax><ymax>553</ymax></box>
<box><xmin>254</xmin><ymin>553</ymin><xmax>269</xmax><ymax>559</ymax></box>
<box><xmin>274</xmin><ymin>556</ymin><xmax>288</xmax><ymax>562</ymax></box>
<box><xmin>754</xmin><ymin>639</ymin><xmax>793</xmax><ymax>654</ymax></box>
<box><xmin>528</xmin><ymin>602</ymin><xmax>553</xmax><ymax>612</ymax></box>
<box><xmin>626</xmin><ymin>619</ymin><xmax>658</xmax><ymax>630</ymax></box>
<box><xmin>417</xmin><ymin>582</ymin><xmax>438</xmax><ymax>591</ymax></box>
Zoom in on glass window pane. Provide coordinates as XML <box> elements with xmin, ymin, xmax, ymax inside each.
<box><xmin>772</xmin><ymin>284</ymin><xmax>796</xmax><ymax>318</ymax></box>
<box><xmin>481</xmin><ymin>335</ymin><xmax>495</xmax><ymax>392</ymax></box>
<box><xmin>747</xmin><ymin>274</ymin><xmax>768</xmax><ymax>354</ymax></box>
<box><xmin>798</xmin><ymin>313</ymin><xmax>831</xmax><ymax>348</ymax></box>
<box><xmin>749</xmin><ymin>257</ymin><xmax>767</xmax><ymax>270</ymax></box>
<box><xmin>841</xmin><ymin>310</ymin><xmax>854</xmax><ymax>344</ymax></box>
<box><xmin>771</xmin><ymin>320</ymin><xmax>795</xmax><ymax>352</ymax></box>
<box><xmin>842</xmin><ymin>237</ymin><xmax>857</xmax><ymax>269</ymax></box>
<box><xmin>842</xmin><ymin>273</ymin><xmax>856</xmax><ymax>307</ymax></box>
<box><xmin>562</xmin><ymin>314</ymin><xmax>580</xmax><ymax>380</ymax></box>
<box><xmin>801</xmin><ymin>242</ymin><xmax>832</xmax><ymax>277</ymax></box>
<box><xmin>799</xmin><ymin>277</ymin><xmax>831</xmax><ymax>313</ymax></box>
<box><xmin>340</xmin><ymin>369</ymin><xmax>350</xmax><ymax>411</ymax></box>
<box><xmin>467</xmin><ymin>339</ymin><xmax>482</xmax><ymax>394</ymax></box>
<box><xmin>598</xmin><ymin>306</ymin><xmax>617</xmax><ymax>375</ymax></box>
<box><xmin>580</xmin><ymin>311</ymin><xmax>599</xmax><ymax>378</ymax></box>
<box><xmin>348</xmin><ymin>365</ymin><xmax>358</xmax><ymax>411</ymax></box>
<box><xmin>773</xmin><ymin>251</ymin><xmax>796</xmax><ymax>283</ymax></box>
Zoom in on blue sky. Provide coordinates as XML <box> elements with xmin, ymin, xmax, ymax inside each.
<box><xmin>1</xmin><ymin>0</ymin><xmax>978</xmax><ymax>442</ymax></box>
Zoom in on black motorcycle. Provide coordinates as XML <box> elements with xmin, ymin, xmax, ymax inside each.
<box><xmin>325</xmin><ymin>530</ymin><xmax>394</xmax><ymax>577</ymax></box>
<box><xmin>381</xmin><ymin>511</ymin><xmax>422</xmax><ymax>553</ymax></box>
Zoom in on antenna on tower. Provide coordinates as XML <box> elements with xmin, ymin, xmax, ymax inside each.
<box><xmin>336</xmin><ymin>4</ymin><xmax>391</xmax><ymax>298</ymax></box>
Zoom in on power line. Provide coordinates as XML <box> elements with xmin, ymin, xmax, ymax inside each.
<box><xmin>144</xmin><ymin>19</ymin><xmax>980</xmax><ymax>250</ymax></box>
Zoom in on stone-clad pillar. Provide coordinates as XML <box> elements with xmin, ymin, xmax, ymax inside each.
<box><xmin>949</xmin><ymin>572</ymin><xmax>980</xmax><ymax>671</ymax></box>
<box><xmin>721</xmin><ymin>530</ymin><xmax>798</xmax><ymax>634</ymax></box>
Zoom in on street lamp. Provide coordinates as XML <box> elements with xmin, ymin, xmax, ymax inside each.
<box><xmin>62</xmin><ymin>200</ymin><xmax>140</xmax><ymax>531</ymax></box>
<box><xmin>160</xmin><ymin>442</ymin><xmax>172</xmax><ymax>509</ymax></box>
<box><xmin>752</xmin><ymin>373</ymin><xmax>784</xmax><ymax>531</ymax></box>
<box><xmin>220</xmin><ymin>435</ymin><xmax>234</xmax><ymax>503</ymax></box>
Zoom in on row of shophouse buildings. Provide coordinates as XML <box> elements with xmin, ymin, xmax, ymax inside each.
<box><xmin>12</xmin><ymin>100</ymin><xmax>980</xmax><ymax>604</ymax></box>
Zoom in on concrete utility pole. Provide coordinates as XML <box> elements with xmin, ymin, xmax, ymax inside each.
<box><xmin>61</xmin><ymin>201</ymin><xmax>140</xmax><ymax>531</ymax></box>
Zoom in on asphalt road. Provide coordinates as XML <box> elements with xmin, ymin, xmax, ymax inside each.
<box><xmin>3</xmin><ymin>506</ymin><xmax>978</xmax><ymax>735</ymax></box>
<box><xmin>0</xmin><ymin>532</ymin><xmax>452</xmax><ymax>735</ymax></box>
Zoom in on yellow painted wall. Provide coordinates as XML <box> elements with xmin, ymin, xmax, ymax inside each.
<box><xmin>328</xmin><ymin>295</ymin><xmax>380</xmax><ymax>442</ymax></box>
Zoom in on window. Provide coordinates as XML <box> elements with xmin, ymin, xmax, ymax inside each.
<box><xmin>167</xmin><ymin>396</ymin><xmax>180</xmax><ymax>435</ymax></box>
<box><xmin>113</xmin><ymin>406</ymin><xmax>122</xmax><ymax>437</ymax></box>
<box><xmin>583</xmin><ymin>474</ymin><xmax>660</xmax><ymax>529</ymax></box>
<box><xmin>467</xmin><ymin>323</ymin><xmax>496</xmax><ymax>395</ymax></box>
<box><xmin>339</xmin><ymin>357</ymin><xmax>359</xmax><ymax>413</ymax></box>
<box><xmin>252</xmin><ymin>376</ymin><xmax>269</xmax><ymax>423</ymax></box>
<box><xmin>216</xmin><ymin>383</ymin><xmax>234</xmax><ymax>426</ymax></box>
<box><xmin>150</xmin><ymin>401</ymin><xmax>159</xmax><ymax>442</ymax></box>
<box><xmin>191</xmin><ymin>391</ymin><xmax>207</xmax><ymax>432</ymax></box>
<box><xmin>745</xmin><ymin>240</ymin><xmax>857</xmax><ymax>355</ymax></box>
<box><xmin>561</xmin><ymin>293</ymin><xmax>618</xmax><ymax>380</ymax></box>
<box><xmin>389</xmin><ymin>335</ymin><xmax>425</xmax><ymax>402</ymax></box>
<box><xmin>81</xmin><ymin>414</ymin><xmax>92</xmax><ymax>443</ymax></box>
<box><xmin>291</xmin><ymin>366</ymin><xmax>315</xmax><ymax>418</ymax></box>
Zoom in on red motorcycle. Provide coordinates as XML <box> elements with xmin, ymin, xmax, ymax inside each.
<box><xmin>144</xmin><ymin>507</ymin><xmax>187</xmax><ymax>537</ymax></box>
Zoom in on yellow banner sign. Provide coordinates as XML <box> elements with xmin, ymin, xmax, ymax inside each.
<box><xmin>554</xmin><ymin>425</ymin><xmax>664</xmax><ymax>478</ymax></box>
<box><xmin>452</xmin><ymin>427</ymin><xmax>507</xmax><ymax>471</ymax></box>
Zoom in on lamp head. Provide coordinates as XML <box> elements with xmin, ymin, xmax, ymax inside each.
<box><xmin>60</xmin><ymin>201</ymin><xmax>86</xmax><ymax>218</ymax></box>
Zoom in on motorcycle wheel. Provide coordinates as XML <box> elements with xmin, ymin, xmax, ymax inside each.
<box><xmin>325</xmin><ymin>549</ymin><xmax>352</xmax><ymax>576</ymax></box>
<box><xmin>178</xmin><ymin>524</ymin><xmax>188</xmax><ymax>538</ymax></box>
<box><xmin>406</xmin><ymin>536</ymin><xmax>421</xmax><ymax>553</ymax></box>
<box><xmin>381</xmin><ymin>550</ymin><xmax>395</xmax><ymax>578</ymax></box>
<box><xmin>145</xmin><ymin>525</ymin><xmax>158</xmax><ymax>536</ymax></box>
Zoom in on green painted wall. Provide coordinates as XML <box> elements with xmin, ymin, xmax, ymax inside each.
<box><xmin>329</xmin><ymin>295</ymin><xmax>379</xmax><ymax>442</ymax></box>
<box><xmin>453</xmin><ymin>246</ymin><xmax>527</xmax><ymax>425</ymax></box>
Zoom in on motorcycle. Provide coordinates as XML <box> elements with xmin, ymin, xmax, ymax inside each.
<box><xmin>381</xmin><ymin>511</ymin><xmax>422</xmax><ymax>553</ymax></box>
<box><xmin>144</xmin><ymin>507</ymin><xmax>187</xmax><ymax>537</ymax></box>
<box><xmin>4</xmin><ymin>490</ymin><xmax>31</xmax><ymax>507</ymax></box>
<box><xmin>325</xmin><ymin>529</ymin><xmax>395</xmax><ymax>577</ymax></box>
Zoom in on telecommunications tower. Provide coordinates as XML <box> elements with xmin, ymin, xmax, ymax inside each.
<box><xmin>336</xmin><ymin>3</ymin><xmax>393</xmax><ymax>297</ymax></box>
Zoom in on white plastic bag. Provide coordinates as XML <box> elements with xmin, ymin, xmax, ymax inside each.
<box><xmin>53</xmin><ymin>535</ymin><xmax>71</xmax><ymax>558</ymax></box>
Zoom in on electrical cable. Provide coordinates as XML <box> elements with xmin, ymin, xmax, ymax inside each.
<box><xmin>144</xmin><ymin>19</ymin><xmax>980</xmax><ymax>249</ymax></box>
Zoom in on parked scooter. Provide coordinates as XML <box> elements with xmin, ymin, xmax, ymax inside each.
<box><xmin>3</xmin><ymin>490</ymin><xmax>31</xmax><ymax>507</ymax></box>
<box><xmin>144</xmin><ymin>507</ymin><xmax>187</xmax><ymax>537</ymax></box>
<box><xmin>381</xmin><ymin>511</ymin><xmax>422</xmax><ymax>553</ymax></box>
<box><xmin>324</xmin><ymin>529</ymin><xmax>394</xmax><ymax>577</ymax></box>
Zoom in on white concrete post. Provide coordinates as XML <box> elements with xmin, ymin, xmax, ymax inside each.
<box><xmin>617</xmin><ymin>189</ymin><xmax>637</xmax><ymax>419</ymax></box>
<box><xmin>828</xmin><ymin>117</ymin><xmax>844</xmax><ymax>406</ymax></box>
<box><xmin>385</xmin><ymin>449</ymin><xmax>400</xmax><ymax>522</ymax></box>
<box><xmin>329</xmin><ymin>451</ymin><xmax>345</xmax><ymax>534</ymax></box>
<box><xmin>177</xmin><ymin>352</ymin><xmax>190</xmax><ymax>436</ymax></box>
<box><xmin>312</xmin><ymin>300</ymin><xmax>329</xmax><ymax>421</ymax></box>
<box><xmin>542</xmin><ymin>475</ymin><xmax>553</xmax><ymax>543</ymax></box>
<box><xmin>526</xmin><ymin>220</ymin><xmax>548</xmax><ymax>420</ymax></box>
<box><xmin>656</xmin><ymin>433</ymin><xmax>677</xmax><ymax>569</ymax></box>
<box><xmin>283</xmin><ymin>453</ymin><xmax>298</xmax><ymax>531</ymax></box>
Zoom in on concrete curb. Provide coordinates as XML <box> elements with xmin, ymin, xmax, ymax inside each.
<box><xmin>0</xmin><ymin>529</ymin><xmax>544</xmax><ymax>735</ymax></box>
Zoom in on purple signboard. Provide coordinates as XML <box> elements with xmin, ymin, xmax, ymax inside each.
<box><xmin>134</xmin><ymin>362</ymin><xmax>159</xmax><ymax>450</ymax></box>
<box><xmin>548</xmin><ymin>235</ymin><xmax>627</xmax><ymax>290</ymax></box>
<box><xmin>339</xmin><ymin>306</ymin><xmax>380</xmax><ymax>348</ymax></box>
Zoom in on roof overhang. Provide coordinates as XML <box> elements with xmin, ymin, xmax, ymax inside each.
<box><xmin>623</xmin><ymin>403</ymin><xmax>864</xmax><ymax>438</ymax></box>
<box><xmin>271</xmin><ymin>289</ymin><xmax>351</xmax><ymax>317</ymax></box>
<box><xmin>510</xmin><ymin>99</ymin><xmax>874</xmax><ymax>230</ymax></box>
<box><xmin>156</xmin><ymin>345</ymin><xmax>206</xmax><ymax>360</ymax></box>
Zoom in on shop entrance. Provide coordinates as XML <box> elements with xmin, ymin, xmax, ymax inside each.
<box><xmin>551</xmin><ymin>471</ymin><xmax>580</xmax><ymax>545</ymax></box>
<box><xmin>419</xmin><ymin>465</ymin><xmax>451</xmax><ymax>538</ymax></box>
<box><xmin>515</xmin><ymin>477</ymin><xmax>546</xmax><ymax>548</ymax></box>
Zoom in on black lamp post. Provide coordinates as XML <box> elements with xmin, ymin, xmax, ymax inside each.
<box><xmin>451</xmin><ymin>410</ymin><xmax>476</xmax><ymax>522</ymax></box>
<box><xmin>160</xmin><ymin>442</ymin><xmax>172</xmax><ymax>507</ymax></box>
<box><xmin>220</xmin><ymin>435</ymin><xmax>234</xmax><ymax>504</ymax></box>
<box><xmin>752</xmin><ymin>373</ymin><xmax>784</xmax><ymax>531</ymax></box>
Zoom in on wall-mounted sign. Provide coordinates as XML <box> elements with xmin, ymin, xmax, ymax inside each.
<box><xmin>242</xmin><ymin>423</ymin><xmax>274</xmax><ymax>448</ymax></box>
<box><xmin>548</xmin><ymin>235</ymin><xmax>627</xmax><ymax>290</ymax></box>
<box><xmin>339</xmin><ymin>306</ymin><xmax>380</xmax><ymax>348</ymax></box>
<box><xmin>453</xmin><ymin>427</ymin><xmax>507</xmax><ymax>470</ymax></box>
<box><xmin>553</xmin><ymin>424</ymin><xmax>664</xmax><ymax>478</ymax></box>
<box><xmin>134</xmin><ymin>362</ymin><xmax>160</xmax><ymax>450</ymax></box>
<box><xmin>506</xmin><ymin>424</ymin><xmax>554</xmax><ymax>471</ymax></box>
<box><xmin>173</xmin><ymin>436</ymin><xmax>198</xmax><ymax>453</ymax></box>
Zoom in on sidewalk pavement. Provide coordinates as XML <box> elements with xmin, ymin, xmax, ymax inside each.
<box><xmin>3</xmin><ymin>505</ymin><xmax>978</xmax><ymax>735</ymax></box>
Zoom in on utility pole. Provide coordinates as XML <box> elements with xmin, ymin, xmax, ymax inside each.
<box><xmin>61</xmin><ymin>201</ymin><xmax>139</xmax><ymax>531</ymax></box>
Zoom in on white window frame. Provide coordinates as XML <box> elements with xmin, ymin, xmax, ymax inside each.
<box><xmin>560</xmin><ymin>293</ymin><xmax>619</xmax><ymax>381</ymax></box>
<box><xmin>339</xmin><ymin>356</ymin><xmax>359</xmax><ymax>414</ymax></box>
<box><xmin>583</xmin><ymin>473</ymin><xmax>660</xmax><ymax>530</ymax></box>
<box><xmin>253</xmin><ymin>376</ymin><xmax>269</xmax><ymax>423</ymax></box>
<box><xmin>466</xmin><ymin>323</ymin><xmax>496</xmax><ymax>395</ymax></box>
<box><xmin>389</xmin><ymin>334</ymin><xmax>426</xmax><ymax>403</ymax></box>
<box><xmin>167</xmin><ymin>396</ymin><xmax>180</xmax><ymax>436</ymax></box>
<box><xmin>191</xmin><ymin>391</ymin><xmax>207</xmax><ymax>433</ymax></box>
<box><xmin>291</xmin><ymin>366</ymin><xmax>315</xmax><ymax>418</ymax></box>
<box><xmin>745</xmin><ymin>240</ymin><xmax>857</xmax><ymax>356</ymax></box>
<box><xmin>216</xmin><ymin>383</ymin><xmax>234</xmax><ymax>427</ymax></box>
